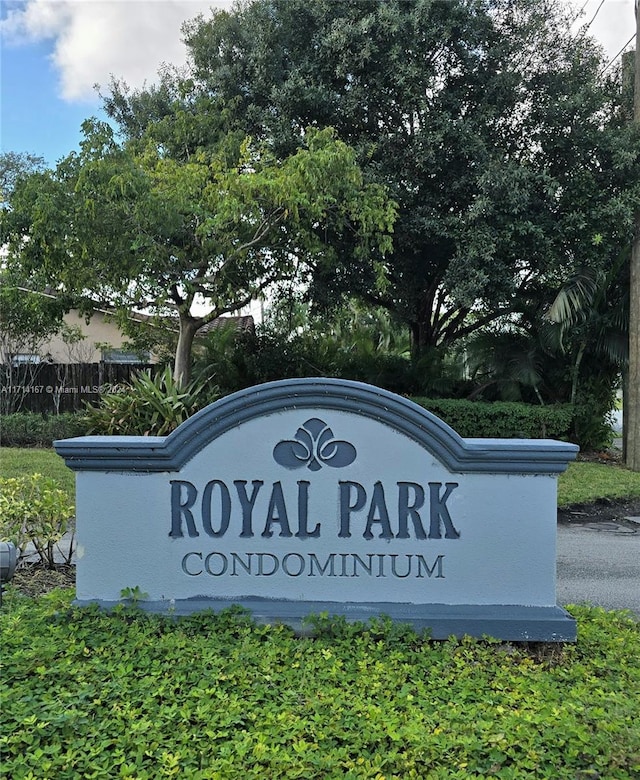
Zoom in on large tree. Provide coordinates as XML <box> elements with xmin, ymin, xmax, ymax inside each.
<box><xmin>169</xmin><ymin>0</ymin><xmax>639</xmax><ymax>357</ymax></box>
<box><xmin>2</xmin><ymin>118</ymin><xmax>395</xmax><ymax>384</ymax></box>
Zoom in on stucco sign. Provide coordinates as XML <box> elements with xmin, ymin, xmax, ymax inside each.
<box><xmin>55</xmin><ymin>379</ymin><xmax>578</xmax><ymax>640</ymax></box>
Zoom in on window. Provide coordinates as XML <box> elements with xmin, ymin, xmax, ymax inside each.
<box><xmin>101</xmin><ymin>349</ymin><xmax>150</xmax><ymax>364</ymax></box>
<box><xmin>10</xmin><ymin>354</ymin><xmax>41</xmax><ymax>366</ymax></box>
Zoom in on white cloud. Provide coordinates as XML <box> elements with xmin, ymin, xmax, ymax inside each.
<box><xmin>1</xmin><ymin>0</ymin><xmax>233</xmax><ymax>102</ymax></box>
<box><xmin>1</xmin><ymin>0</ymin><xmax>636</xmax><ymax>104</ymax></box>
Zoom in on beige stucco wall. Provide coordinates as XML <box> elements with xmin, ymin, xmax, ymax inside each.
<box><xmin>42</xmin><ymin>310</ymin><xmax>148</xmax><ymax>363</ymax></box>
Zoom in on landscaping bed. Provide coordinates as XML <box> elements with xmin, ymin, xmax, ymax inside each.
<box><xmin>1</xmin><ymin>590</ymin><xmax>639</xmax><ymax>779</ymax></box>
<box><xmin>557</xmin><ymin>496</ymin><xmax>640</xmax><ymax>526</ymax></box>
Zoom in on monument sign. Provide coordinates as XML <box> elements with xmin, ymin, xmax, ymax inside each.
<box><xmin>55</xmin><ymin>378</ymin><xmax>578</xmax><ymax>640</ymax></box>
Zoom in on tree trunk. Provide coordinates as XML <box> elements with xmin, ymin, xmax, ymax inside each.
<box><xmin>570</xmin><ymin>340</ymin><xmax>587</xmax><ymax>407</ymax></box>
<box><xmin>627</xmin><ymin>11</ymin><xmax>640</xmax><ymax>471</ymax></box>
<box><xmin>409</xmin><ymin>321</ymin><xmax>421</xmax><ymax>359</ymax></box>
<box><xmin>173</xmin><ymin>316</ymin><xmax>199</xmax><ymax>388</ymax></box>
<box><xmin>409</xmin><ymin>319</ymin><xmax>435</xmax><ymax>360</ymax></box>
<box><xmin>628</xmin><ymin>212</ymin><xmax>640</xmax><ymax>471</ymax></box>
<box><xmin>622</xmin><ymin>370</ymin><xmax>628</xmax><ymax>462</ymax></box>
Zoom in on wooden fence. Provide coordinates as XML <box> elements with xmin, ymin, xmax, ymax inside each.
<box><xmin>0</xmin><ymin>363</ymin><xmax>156</xmax><ymax>415</ymax></box>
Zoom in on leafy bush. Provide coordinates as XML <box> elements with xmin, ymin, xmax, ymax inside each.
<box><xmin>0</xmin><ymin>474</ymin><xmax>75</xmax><ymax>568</ymax></box>
<box><xmin>83</xmin><ymin>366</ymin><xmax>219</xmax><ymax>436</ymax></box>
<box><xmin>571</xmin><ymin>401</ymin><xmax>614</xmax><ymax>452</ymax></box>
<box><xmin>411</xmin><ymin>397</ymin><xmax>575</xmax><ymax>440</ymax></box>
<box><xmin>0</xmin><ymin>412</ymin><xmax>87</xmax><ymax>447</ymax></box>
<box><xmin>192</xmin><ymin>304</ymin><xmax>430</xmax><ymax>396</ymax></box>
<box><xmin>570</xmin><ymin>374</ymin><xmax>617</xmax><ymax>451</ymax></box>
<box><xmin>196</xmin><ymin>327</ymin><xmax>444</xmax><ymax>397</ymax></box>
<box><xmin>1</xmin><ymin>598</ymin><xmax>639</xmax><ymax>778</ymax></box>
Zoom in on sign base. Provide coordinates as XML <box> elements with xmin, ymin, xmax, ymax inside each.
<box><xmin>73</xmin><ymin>598</ymin><xmax>577</xmax><ymax>642</ymax></box>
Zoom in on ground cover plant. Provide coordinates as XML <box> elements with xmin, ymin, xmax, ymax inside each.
<box><xmin>1</xmin><ymin>593</ymin><xmax>638</xmax><ymax>779</ymax></box>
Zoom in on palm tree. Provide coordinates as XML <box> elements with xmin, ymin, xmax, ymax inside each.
<box><xmin>545</xmin><ymin>256</ymin><xmax>628</xmax><ymax>406</ymax></box>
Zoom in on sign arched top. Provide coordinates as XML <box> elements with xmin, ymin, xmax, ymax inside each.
<box><xmin>55</xmin><ymin>378</ymin><xmax>578</xmax><ymax>474</ymax></box>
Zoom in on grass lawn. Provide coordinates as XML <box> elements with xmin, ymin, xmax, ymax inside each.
<box><xmin>0</xmin><ymin>447</ymin><xmax>75</xmax><ymax>500</ymax></box>
<box><xmin>558</xmin><ymin>460</ymin><xmax>640</xmax><ymax>505</ymax></box>
<box><xmin>1</xmin><ymin>447</ymin><xmax>639</xmax><ymax>508</ymax></box>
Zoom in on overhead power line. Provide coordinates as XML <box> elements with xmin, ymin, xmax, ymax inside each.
<box><xmin>599</xmin><ymin>31</ymin><xmax>637</xmax><ymax>75</ymax></box>
<box><xmin>582</xmin><ymin>0</ymin><xmax>607</xmax><ymax>33</ymax></box>
<box><xmin>571</xmin><ymin>0</ymin><xmax>593</xmax><ymax>25</ymax></box>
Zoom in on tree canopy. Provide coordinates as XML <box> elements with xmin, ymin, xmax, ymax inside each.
<box><xmin>0</xmin><ymin>271</ymin><xmax>72</xmax><ymax>365</ymax></box>
<box><xmin>3</xmin><ymin>0</ymin><xmax>638</xmax><ymax>401</ymax></box>
<box><xmin>1</xmin><ymin>153</ymin><xmax>73</xmax><ymax>369</ymax></box>
<box><xmin>2</xmin><ymin>119</ymin><xmax>396</xmax><ymax>384</ymax></box>
<box><xmin>0</xmin><ymin>152</ymin><xmax>46</xmax><ymax>205</ymax></box>
<box><xmin>173</xmin><ymin>0</ymin><xmax>639</xmax><ymax>356</ymax></box>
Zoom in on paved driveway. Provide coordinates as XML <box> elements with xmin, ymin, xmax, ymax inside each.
<box><xmin>557</xmin><ymin>520</ymin><xmax>640</xmax><ymax>617</ymax></box>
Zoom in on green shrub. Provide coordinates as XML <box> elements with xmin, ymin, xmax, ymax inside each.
<box><xmin>196</xmin><ymin>328</ymin><xmax>446</xmax><ymax>397</ymax></box>
<box><xmin>0</xmin><ymin>412</ymin><xmax>87</xmax><ymax>447</ymax></box>
<box><xmin>570</xmin><ymin>387</ymin><xmax>615</xmax><ymax>452</ymax></box>
<box><xmin>83</xmin><ymin>366</ymin><xmax>219</xmax><ymax>436</ymax></box>
<box><xmin>411</xmin><ymin>397</ymin><xmax>617</xmax><ymax>449</ymax></box>
<box><xmin>1</xmin><ymin>599</ymin><xmax>639</xmax><ymax>779</ymax></box>
<box><xmin>411</xmin><ymin>397</ymin><xmax>575</xmax><ymax>439</ymax></box>
<box><xmin>0</xmin><ymin>474</ymin><xmax>75</xmax><ymax>568</ymax></box>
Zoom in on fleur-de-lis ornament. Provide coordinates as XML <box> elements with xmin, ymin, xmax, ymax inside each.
<box><xmin>273</xmin><ymin>418</ymin><xmax>357</xmax><ymax>471</ymax></box>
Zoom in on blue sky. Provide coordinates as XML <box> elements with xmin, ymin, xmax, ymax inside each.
<box><xmin>1</xmin><ymin>0</ymin><xmax>227</xmax><ymax>165</ymax></box>
<box><xmin>1</xmin><ymin>0</ymin><xmax>636</xmax><ymax>168</ymax></box>
<box><xmin>1</xmin><ymin>33</ymin><xmax>103</xmax><ymax>165</ymax></box>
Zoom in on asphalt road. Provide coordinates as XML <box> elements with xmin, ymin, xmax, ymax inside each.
<box><xmin>557</xmin><ymin>520</ymin><xmax>640</xmax><ymax>616</ymax></box>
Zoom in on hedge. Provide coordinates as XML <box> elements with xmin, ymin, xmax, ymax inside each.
<box><xmin>0</xmin><ymin>399</ymin><xmax>604</xmax><ymax>449</ymax></box>
<box><xmin>411</xmin><ymin>398</ymin><xmax>576</xmax><ymax>440</ymax></box>
<box><xmin>0</xmin><ymin>413</ymin><xmax>88</xmax><ymax>448</ymax></box>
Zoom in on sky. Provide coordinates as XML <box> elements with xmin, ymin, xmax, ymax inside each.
<box><xmin>0</xmin><ymin>0</ymin><xmax>637</xmax><ymax>168</ymax></box>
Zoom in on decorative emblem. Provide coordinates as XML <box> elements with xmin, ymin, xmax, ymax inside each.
<box><xmin>273</xmin><ymin>418</ymin><xmax>357</xmax><ymax>471</ymax></box>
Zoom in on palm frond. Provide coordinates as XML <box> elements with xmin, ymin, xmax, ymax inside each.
<box><xmin>595</xmin><ymin>331</ymin><xmax>628</xmax><ymax>366</ymax></box>
<box><xmin>545</xmin><ymin>268</ymin><xmax>600</xmax><ymax>325</ymax></box>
